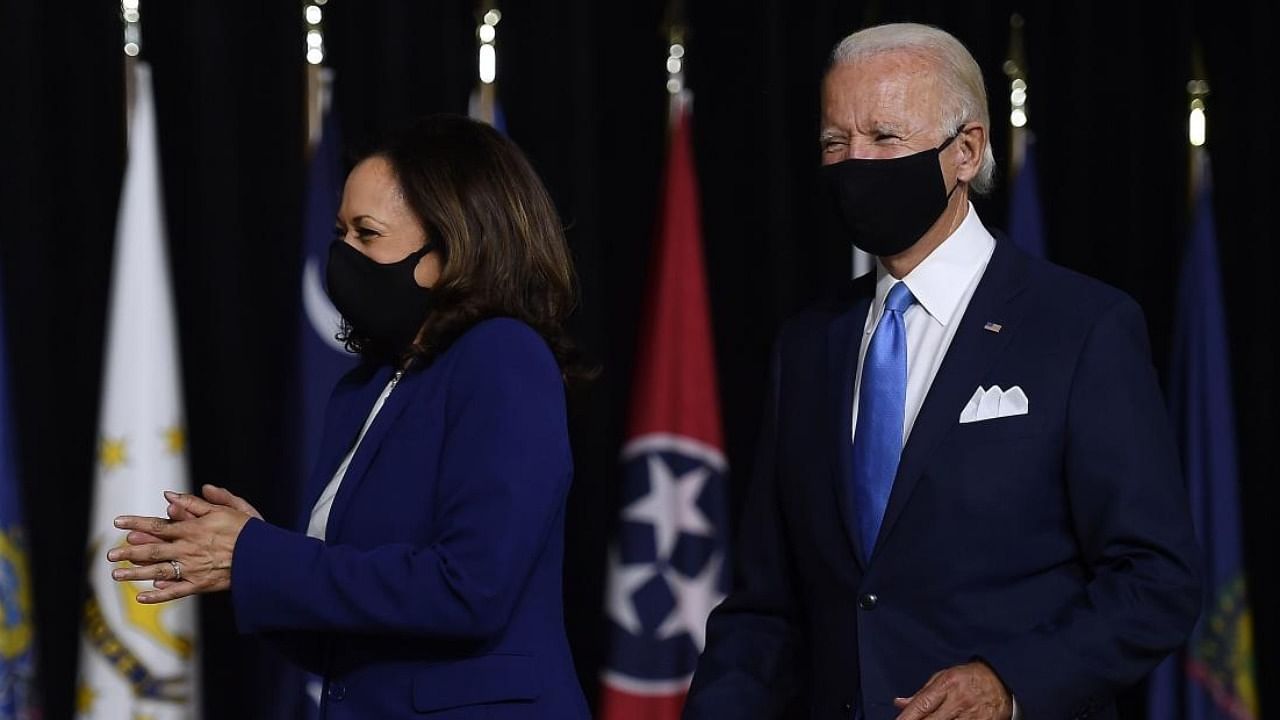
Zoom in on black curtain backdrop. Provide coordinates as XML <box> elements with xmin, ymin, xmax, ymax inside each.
<box><xmin>1</xmin><ymin>2</ymin><xmax>1276</xmax><ymax>718</ymax></box>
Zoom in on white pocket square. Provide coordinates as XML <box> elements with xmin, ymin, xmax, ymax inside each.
<box><xmin>959</xmin><ymin>385</ymin><xmax>1029</xmax><ymax>424</ymax></box>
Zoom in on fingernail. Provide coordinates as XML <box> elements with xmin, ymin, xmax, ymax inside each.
<box><xmin>112</xmin><ymin>569</ymin><xmax>124</xmax><ymax>580</ymax></box>
<box><xmin>113</xmin><ymin>517</ymin><xmax>124</xmax><ymax>528</ymax></box>
<box><xmin>137</xmin><ymin>593</ymin><xmax>151</xmax><ymax>602</ymax></box>
<box><xmin>163</xmin><ymin>490</ymin><xmax>179</xmax><ymax>501</ymax></box>
<box><xmin>107</xmin><ymin>550</ymin><xmax>119</xmax><ymax>561</ymax></box>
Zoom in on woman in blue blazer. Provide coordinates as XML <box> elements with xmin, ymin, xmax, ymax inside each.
<box><xmin>108</xmin><ymin>115</ymin><xmax>591</xmax><ymax>718</ymax></box>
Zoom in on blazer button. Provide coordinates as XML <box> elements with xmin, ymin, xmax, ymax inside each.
<box><xmin>858</xmin><ymin>593</ymin><xmax>878</xmax><ymax>610</ymax></box>
<box><xmin>327</xmin><ymin>681</ymin><xmax>346</xmax><ymax>701</ymax></box>
<box><xmin>842</xmin><ymin>701</ymin><xmax>853</xmax><ymax>713</ymax></box>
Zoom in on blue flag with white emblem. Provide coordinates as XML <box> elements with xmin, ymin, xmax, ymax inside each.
<box><xmin>280</xmin><ymin>68</ymin><xmax>351</xmax><ymax>720</ymax></box>
<box><xmin>298</xmin><ymin>71</ymin><xmax>356</xmax><ymax>482</ymax></box>
<box><xmin>0</xmin><ymin>273</ymin><xmax>38</xmax><ymax>720</ymax></box>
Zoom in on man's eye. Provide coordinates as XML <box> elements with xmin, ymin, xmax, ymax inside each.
<box><xmin>821</xmin><ymin>140</ymin><xmax>846</xmax><ymax>151</ymax></box>
<box><xmin>875</xmin><ymin>134</ymin><xmax>899</xmax><ymax>142</ymax></box>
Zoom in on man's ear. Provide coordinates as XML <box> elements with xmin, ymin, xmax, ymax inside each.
<box><xmin>954</xmin><ymin>123</ymin><xmax>987</xmax><ymax>184</ymax></box>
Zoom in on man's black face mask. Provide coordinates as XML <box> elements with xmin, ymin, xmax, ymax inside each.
<box><xmin>820</xmin><ymin>129</ymin><xmax>963</xmax><ymax>258</ymax></box>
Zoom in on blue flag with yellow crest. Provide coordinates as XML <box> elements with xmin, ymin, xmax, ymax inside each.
<box><xmin>0</xmin><ymin>272</ymin><xmax>39</xmax><ymax>718</ymax></box>
<box><xmin>1147</xmin><ymin>149</ymin><xmax>1259</xmax><ymax>720</ymax></box>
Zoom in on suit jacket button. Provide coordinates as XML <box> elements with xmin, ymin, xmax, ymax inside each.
<box><xmin>858</xmin><ymin>592</ymin><xmax>878</xmax><ymax>610</ymax></box>
<box><xmin>842</xmin><ymin>701</ymin><xmax>853</xmax><ymax>713</ymax></box>
<box><xmin>327</xmin><ymin>681</ymin><xmax>346</xmax><ymax>701</ymax></box>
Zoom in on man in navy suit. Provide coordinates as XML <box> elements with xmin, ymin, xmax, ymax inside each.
<box><xmin>685</xmin><ymin>23</ymin><xmax>1200</xmax><ymax>720</ymax></box>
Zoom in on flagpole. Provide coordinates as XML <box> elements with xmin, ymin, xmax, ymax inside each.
<box><xmin>468</xmin><ymin>2</ymin><xmax>502</xmax><ymax>127</ymax></box>
<box><xmin>1002</xmin><ymin>13</ymin><xmax>1030</xmax><ymax>176</ymax></box>
<box><xmin>304</xmin><ymin>0</ymin><xmax>330</xmax><ymax>155</ymax></box>
<box><xmin>121</xmin><ymin>0</ymin><xmax>141</xmax><ymax>131</ymax></box>
<box><xmin>1186</xmin><ymin>46</ymin><xmax>1209</xmax><ymax>202</ymax></box>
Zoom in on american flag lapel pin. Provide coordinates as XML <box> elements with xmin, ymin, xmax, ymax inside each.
<box><xmin>983</xmin><ymin>322</ymin><xmax>1003</xmax><ymax>333</ymax></box>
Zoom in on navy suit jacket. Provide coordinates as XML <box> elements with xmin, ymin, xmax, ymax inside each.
<box><xmin>231</xmin><ymin>318</ymin><xmax>589</xmax><ymax>719</ymax></box>
<box><xmin>685</xmin><ymin>239</ymin><xmax>1201</xmax><ymax>720</ymax></box>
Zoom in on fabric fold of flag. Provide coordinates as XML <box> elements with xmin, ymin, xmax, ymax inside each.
<box><xmin>0</xmin><ymin>271</ymin><xmax>39</xmax><ymax>720</ymax></box>
<box><xmin>1007</xmin><ymin>131</ymin><xmax>1046</xmax><ymax>258</ymax></box>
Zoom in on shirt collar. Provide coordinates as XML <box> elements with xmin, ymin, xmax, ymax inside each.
<box><xmin>870</xmin><ymin>202</ymin><xmax>995</xmax><ymax>328</ymax></box>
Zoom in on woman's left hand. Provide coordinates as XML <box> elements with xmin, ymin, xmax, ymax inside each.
<box><xmin>107</xmin><ymin>490</ymin><xmax>253</xmax><ymax>604</ymax></box>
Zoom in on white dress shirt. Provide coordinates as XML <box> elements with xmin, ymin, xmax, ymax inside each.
<box><xmin>306</xmin><ymin>370</ymin><xmax>403</xmax><ymax>541</ymax></box>
<box><xmin>851</xmin><ymin>203</ymin><xmax>995</xmax><ymax>443</ymax></box>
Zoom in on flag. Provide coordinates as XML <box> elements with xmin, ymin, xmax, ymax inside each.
<box><xmin>0</xmin><ymin>274</ymin><xmax>39</xmax><ymax>719</ymax></box>
<box><xmin>1007</xmin><ymin>130</ymin><xmax>1047</xmax><ymax>258</ymax></box>
<box><xmin>1147</xmin><ymin>149</ymin><xmax>1259</xmax><ymax>720</ymax></box>
<box><xmin>297</xmin><ymin>67</ymin><xmax>354</xmax><ymax>491</ymax></box>
<box><xmin>468</xmin><ymin>82</ymin><xmax>506</xmax><ymax>134</ymax></box>
<box><xmin>600</xmin><ymin>92</ymin><xmax>730</xmax><ymax>720</ymax></box>
<box><xmin>76</xmin><ymin>62</ymin><xmax>201</xmax><ymax>720</ymax></box>
<box><xmin>282</xmin><ymin>66</ymin><xmax>348</xmax><ymax>720</ymax></box>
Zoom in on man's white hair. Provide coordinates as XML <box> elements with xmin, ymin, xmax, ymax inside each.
<box><xmin>830</xmin><ymin>23</ymin><xmax>996</xmax><ymax>195</ymax></box>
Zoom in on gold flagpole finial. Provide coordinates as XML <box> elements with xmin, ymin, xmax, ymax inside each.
<box><xmin>477</xmin><ymin>3</ymin><xmax>501</xmax><ymax>87</ymax></box>
<box><xmin>663</xmin><ymin>0</ymin><xmax>689</xmax><ymax>106</ymax></box>
<box><xmin>1187</xmin><ymin>44</ymin><xmax>1209</xmax><ymax>149</ymax></box>
<box><xmin>122</xmin><ymin>0</ymin><xmax>141</xmax><ymax>57</ymax></box>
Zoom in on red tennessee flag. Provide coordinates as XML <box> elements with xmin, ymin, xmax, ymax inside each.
<box><xmin>600</xmin><ymin>93</ymin><xmax>730</xmax><ymax>719</ymax></box>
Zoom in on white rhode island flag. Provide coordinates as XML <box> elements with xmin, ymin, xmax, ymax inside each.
<box><xmin>76</xmin><ymin>62</ymin><xmax>201</xmax><ymax>720</ymax></box>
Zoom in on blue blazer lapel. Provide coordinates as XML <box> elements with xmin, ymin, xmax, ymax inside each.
<box><xmin>829</xmin><ymin>290</ymin><xmax>874</xmax><ymax>569</ymax></box>
<box><xmin>873</xmin><ymin>239</ymin><xmax>1030</xmax><ymax>553</ymax></box>
<box><xmin>322</xmin><ymin>367</ymin><xmax>420</xmax><ymax>540</ymax></box>
<box><xmin>296</xmin><ymin>364</ymin><xmax>396</xmax><ymax>530</ymax></box>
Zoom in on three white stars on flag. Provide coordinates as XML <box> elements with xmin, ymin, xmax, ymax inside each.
<box><xmin>606</xmin><ymin>452</ymin><xmax>725</xmax><ymax>651</ymax></box>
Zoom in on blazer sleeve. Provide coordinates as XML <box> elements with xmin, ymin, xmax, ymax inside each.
<box><xmin>229</xmin><ymin>320</ymin><xmax>572</xmax><ymax>640</ymax></box>
<box><xmin>978</xmin><ymin>297</ymin><xmax>1202</xmax><ymax>717</ymax></box>
<box><xmin>685</xmin><ymin>338</ymin><xmax>807</xmax><ymax>719</ymax></box>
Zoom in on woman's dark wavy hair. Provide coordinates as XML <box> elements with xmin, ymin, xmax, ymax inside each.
<box><xmin>339</xmin><ymin>114</ymin><xmax>588</xmax><ymax>381</ymax></box>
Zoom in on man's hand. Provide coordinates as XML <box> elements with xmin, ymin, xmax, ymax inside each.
<box><xmin>893</xmin><ymin>661</ymin><xmax>1012</xmax><ymax>720</ymax></box>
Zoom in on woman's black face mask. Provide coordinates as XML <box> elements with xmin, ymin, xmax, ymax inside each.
<box><xmin>326</xmin><ymin>240</ymin><xmax>435</xmax><ymax>359</ymax></box>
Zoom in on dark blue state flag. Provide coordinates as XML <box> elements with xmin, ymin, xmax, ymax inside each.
<box><xmin>1007</xmin><ymin>132</ymin><xmax>1047</xmax><ymax>258</ymax></box>
<box><xmin>0</xmin><ymin>275</ymin><xmax>39</xmax><ymax>719</ymax></box>
<box><xmin>277</xmin><ymin>72</ymin><xmax>352</xmax><ymax>720</ymax></box>
<box><xmin>297</xmin><ymin>82</ymin><xmax>356</xmax><ymax>480</ymax></box>
<box><xmin>1147</xmin><ymin>149</ymin><xmax>1258</xmax><ymax>720</ymax></box>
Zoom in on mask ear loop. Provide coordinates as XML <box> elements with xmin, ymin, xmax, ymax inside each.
<box><xmin>938</xmin><ymin>123</ymin><xmax>972</xmax><ymax>198</ymax></box>
<box><xmin>409</xmin><ymin>240</ymin><xmax>437</xmax><ymax>261</ymax></box>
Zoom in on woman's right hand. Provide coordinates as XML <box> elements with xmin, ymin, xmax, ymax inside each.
<box><xmin>194</xmin><ymin>484</ymin><xmax>264</xmax><ymax>521</ymax></box>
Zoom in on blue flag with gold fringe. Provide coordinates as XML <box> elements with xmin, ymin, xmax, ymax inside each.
<box><xmin>0</xmin><ymin>274</ymin><xmax>39</xmax><ymax>719</ymax></box>
<box><xmin>1147</xmin><ymin>149</ymin><xmax>1259</xmax><ymax>720</ymax></box>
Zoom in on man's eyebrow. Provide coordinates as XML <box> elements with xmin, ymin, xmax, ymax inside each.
<box><xmin>819</xmin><ymin>127</ymin><xmax>847</xmax><ymax>141</ymax></box>
<box><xmin>870</xmin><ymin>120</ymin><xmax>907</xmax><ymax>135</ymax></box>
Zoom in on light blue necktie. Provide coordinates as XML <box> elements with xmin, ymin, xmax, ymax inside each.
<box><xmin>852</xmin><ymin>281</ymin><xmax>914</xmax><ymax>562</ymax></box>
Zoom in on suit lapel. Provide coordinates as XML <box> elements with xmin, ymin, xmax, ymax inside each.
<box><xmin>828</xmin><ymin>286</ymin><xmax>874</xmax><ymax>570</ymax></box>
<box><xmin>873</xmin><ymin>239</ymin><xmax>1030</xmax><ymax>553</ymax></box>
<box><xmin>297</xmin><ymin>364</ymin><xmax>395</xmax><ymax>530</ymax></box>
<box><xmin>323</xmin><ymin>367</ymin><xmax>420</xmax><ymax>540</ymax></box>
